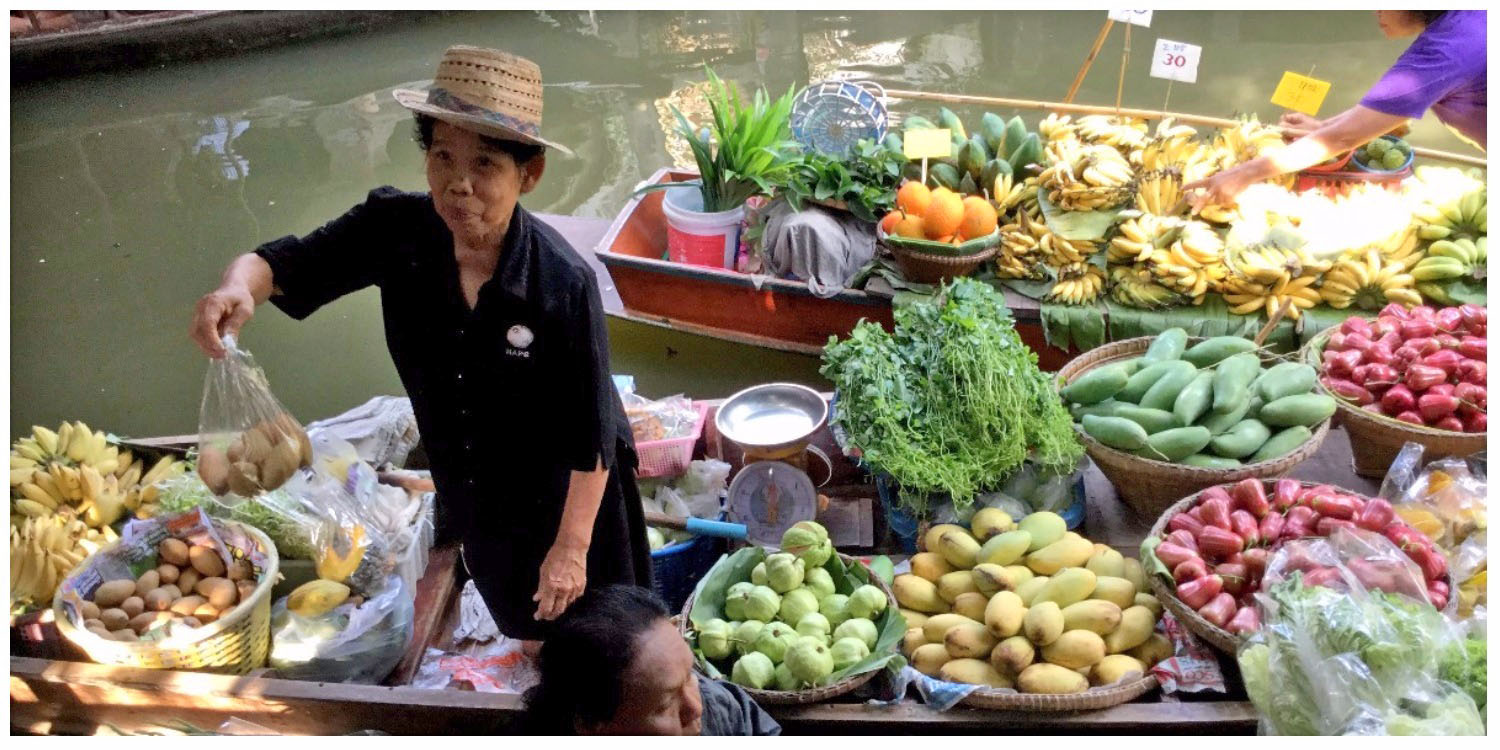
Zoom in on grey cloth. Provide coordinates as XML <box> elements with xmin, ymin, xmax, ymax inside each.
<box><xmin>761</xmin><ymin>198</ymin><xmax>876</xmax><ymax>297</ymax></box>
<box><xmin>699</xmin><ymin>678</ymin><xmax>782</xmax><ymax>736</ymax></box>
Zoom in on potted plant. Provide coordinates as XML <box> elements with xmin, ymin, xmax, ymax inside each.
<box><xmin>646</xmin><ymin>67</ymin><xmax>799</xmax><ymax>269</ymax></box>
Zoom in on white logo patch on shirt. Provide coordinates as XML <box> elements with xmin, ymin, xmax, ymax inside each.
<box><xmin>506</xmin><ymin>324</ymin><xmax>534</xmax><ymax>358</ymax></box>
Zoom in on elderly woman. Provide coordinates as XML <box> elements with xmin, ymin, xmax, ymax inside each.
<box><xmin>189</xmin><ymin>46</ymin><xmax>651</xmax><ymax>653</ymax></box>
<box><xmin>523</xmin><ymin>585</ymin><xmax>782</xmax><ymax>735</ymax></box>
<box><xmin>1190</xmin><ymin>10</ymin><xmax>1486</xmax><ymax>205</ymax></box>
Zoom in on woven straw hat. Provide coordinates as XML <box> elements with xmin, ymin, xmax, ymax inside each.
<box><xmin>393</xmin><ymin>45</ymin><xmax>573</xmax><ymax>157</ymax></box>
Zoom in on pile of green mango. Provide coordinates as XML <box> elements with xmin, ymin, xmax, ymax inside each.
<box><xmin>1058</xmin><ymin>329</ymin><xmax>1335</xmax><ymax>468</ymax></box>
<box><xmin>885</xmin><ymin>107</ymin><xmax>1044</xmax><ymax>195</ymax></box>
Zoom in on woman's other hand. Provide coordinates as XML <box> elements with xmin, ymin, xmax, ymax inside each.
<box><xmin>534</xmin><ymin>538</ymin><xmax>588</xmax><ymax>621</ymax></box>
<box><xmin>1184</xmin><ymin>162</ymin><xmax>1264</xmax><ymax>209</ymax></box>
<box><xmin>1278</xmin><ymin>111</ymin><xmax>1323</xmax><ymax>135</ymax></box>
<box><xmin>191</xmin><ymin>284</ymin><xmax>256</xmax><ymax>358</ymax></box>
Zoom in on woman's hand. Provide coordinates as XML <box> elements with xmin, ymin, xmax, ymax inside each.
<box><xmin>1182</xmin><ymin>161</ymin><xmax>1266</xmax><ymax>208</ymax></box>
<box><xmin>191</xmin><ymin>284</ymin><xmax>256</xmax><ymax>358</ymax></box>
<box><xmin>1278</xmin><ymin>112</ymin><xmax>1323</xmax><ymax>134</ymax></box>
<box><xmin>534</xmin><ymin>538</ymin><xmax>588</xmax><ymax>621</ymax></box>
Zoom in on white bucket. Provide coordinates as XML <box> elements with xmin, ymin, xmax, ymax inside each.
<box><xmin>661</xmin><ymin>185</ymin><xmax>744</xmax><ymax>269</ymax></box>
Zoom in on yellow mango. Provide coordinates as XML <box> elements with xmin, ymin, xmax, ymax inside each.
<box><xmin>1090</xmin><ymin>576</ymin><xmax>1137</xmax><ymax>609</ymax></box>
<box><xmin>1041</xmin><ymin>629</ymin><xmax>1106</xmax><ymax>670</ymax></box>
<box><xmin>1025</xmin><ymin>534</ymin><xmax>1094</xmax><ymax>575</ymax></box>
<box><xmin>1103</xmin><ymin>605</ymin><xmax>1156</xmax><ymax>654</ymax></box>
<box><xmin>983</xmin><ymin>590</ymin><xmax>1026</xmax><ymax>638</ymax></box>
<box><xmin>1033</xmin><ymin>567</ymin><xmax>1098</xmax><ymax>609</ymax></box>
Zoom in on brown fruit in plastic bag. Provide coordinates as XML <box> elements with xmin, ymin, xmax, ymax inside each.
<box><xmin>258</xmin><ymin>437</ymin><xmax>300</xmax><ymax>490</ymax></box>
<box><xmin>198</xmin><ymin>446</ymin><xmax>231</xmax><ymax>495</ymax></box>
<box><xmin>272</xmin><ymin>412</ymin><xmax>313</xmax><ymax>467</ymax></box>
<box><xmin>241</xmin><ymin>428</ymin><xmax>275</xmax><ymax>467</ymax></box>
<box><xmin>227</xmin><ymin>460</ymin><xmax>262</xmax><ymax>497</ymax></box>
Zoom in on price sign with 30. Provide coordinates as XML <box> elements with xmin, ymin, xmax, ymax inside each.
<box><xmin>1150</xmin><ymin>38</ymin><xmax>1202</xmax><ymax>84</ymax></box>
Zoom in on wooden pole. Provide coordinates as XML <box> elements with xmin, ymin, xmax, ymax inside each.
<box><xmin>880</xmin><ymin>88</ymin><xmax>1488</xmax><ymax>168</ymax></box>
<box><xmin>1115</xmin><ymin>23</ymin><xmax>1132</xmax><ymax>115</ymax></box>
<box><xmin>1064</xmin><ymin>18</ymin><xmax>1114</xmax><ymax>104</ymax></box>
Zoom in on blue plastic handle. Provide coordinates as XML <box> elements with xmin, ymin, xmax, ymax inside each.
<box><xmin>684</xmin><ymin>517</ymin><xmax>748</xmax><ymax>541</ymax></box>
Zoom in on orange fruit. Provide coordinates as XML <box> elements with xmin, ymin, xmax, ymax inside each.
<box><xmin>923</xmin><ymin>188</ymin><xmax>964</xmax><ymax>240</ymax></box>
<box><xmin>880</xmin><ymin>211</ymin><xmax>903</xmax><ymax>235</ymax></box>
<box><xmin>896</xmin><ymin>181</ymin><xmax>933</xmax><ymax>217</ymax></box>
<box><xmin>959</xmin><ymin>196</ymin><xmax>999</xmax><ymax>239</ymax></box>
<box><xmin>892</xmin><ymin>213</ymin><xmax>926</xmax><ymax>239</ymax></box>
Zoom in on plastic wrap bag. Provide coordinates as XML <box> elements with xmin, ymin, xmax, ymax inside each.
<box><xmin>1237</xmin><ymin>527</ymin><xmax>1481</xmax><ymax>735</ymax></box>
<box><xmin>1261</xmin><ymin>527</ymin><xmax>1430</xmax><ymax>603</ymax></box>
<box><xmin>269</xmin><ymin>574</ymin><xmax>414</xmax><ymax>684</ymax></box>
<box><xmin>1381</xmin><ymin>453</ymin><xmax>1488</xmax><ymax>622</ymax></box>
<box><xmin>304</xmin><ymin>395</ymin><xmax>420</xmax><ymax>469</ymax></box>
<box><xmin>640</xmin><ymin>459</ymin><xmax>730</xmax><ymax>551</ymax></box>
<box><xmin>620</xmin><ymin>392</ymin><xmax>698</xmax><ymax>443</ymax></box>
<box><xmin>197</xmin><ymin>334</ymin><xmax>313</xmax><ymax>498</ymax></box>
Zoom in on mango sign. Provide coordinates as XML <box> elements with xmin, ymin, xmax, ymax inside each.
<box><xmin>903</xmin><ymin>128</ymin><xmax>952</xmax><ymax>160</ymax></box>
<box><xmin>1271</xmin><ymin>71</ymin><xmax>1331</xmax><ymax>116</ymax></box>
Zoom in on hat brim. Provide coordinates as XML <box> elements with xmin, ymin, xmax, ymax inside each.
<box><xmin>393</xmin><ymin>88</ymin><xmax>574</xmax><ymax>158</ymax></box>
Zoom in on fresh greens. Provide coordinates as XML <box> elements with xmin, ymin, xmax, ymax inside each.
<box><xmin>1438</xmin><ymin>638</ymin><xmax>1486</xmax><ymax>714</ymax></box>
<box><xmin>821</xmin><ymin>278</ymin><xmax>1083</xmax><ymax>516</ymax></box>
<box><xmin>775</xmin><ymin>138</ymin><xmax>905</xmax><ymax>223</ymax></box>
<box><xmin>647</xmin><ymin>67</ymin><xmax>800</xmax><ymax>213</ymax></box>
<box><xmin>153</xmin><ymin>472</ymin><xmax>319</xmax><ymax>560</ymax></box>
<box><xmin>1237</xmin><ymin>576</ymin><xmax>1483</xmax><ymax>736</ymax></box>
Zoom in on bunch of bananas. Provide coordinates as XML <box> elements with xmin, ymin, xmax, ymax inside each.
<box><xmin>11</xmin><ymin>514</ymin><xmax>116</xmax><ymax>611</ymax></box>
<box><xmin>1134</xmin><ymin>170</ymin><xmax>1186</xmax><ymax>216</ymax></box>
<box><xmin>1208</xmin><ymin>117</ymin><xmax>1286</xmax><ymax>170</ymax></box>
<box><xmin>1074</xmin><ymin>115</ymin><xmax>1149</xmax><ymax>154</ymax></box>
<box><xmin>996</xmin><ymin>220</ymin><xmax>1048</xmax><ymax>280</ymax></box>
<box><xmin>1381</xmin><ymin>226</ymin><xmax>1424</xmax><ymax>269</ymax></box>
<box><xmin>10</xmin><ymin>422</ymin><xmax>185</xmax><ymax>530</ymax></box>
<box><xmin>1221</xmin><ymin>275</ymin><xmax>1322</xmax><ymax>321</ymax></box>
<box><xmin>1144</xmin><ymin>221</ymin><xmax>1227</xmax><ymax>304</ymax></box>
<box><xmin>1038</xmin><ymin>141</ymin><xmax>1135</xmax><ymax>211</ymax></box>
<box><xmin>1037</xmin><ymin>113</ymin><xmax>1075</xmax><ymax>144</ymax></box>
<box><xmin>1414</xmin><ymin>186</ymin><xmax>1486</xmax><ymax>241</ymax></box>
<box><xmin>1109</xmin><ymin>264</ymin><xmax>1184</xmax><ymax>309</ymax></box>
<box><xmin>1320</xmin><ymin>249</ymin><xmax>1422</xmax><ymax>309</ymax></box>
<box><xmin>1193</xmin><ymin>204</ymin><xmax>1239</xmax><ymax>225</ymax></box>
<box><xmin>991</xmin><ymin>173</ymin><xmax>1034</xmax><ymax>216</ymax></box>
<box><xmin>1225</xmin><ymin>241</ymin><xmax>1332</xmax><ymax>289</ymax></box>
<box><xmin>1137</xmin><ymin>118</ymin><xmax>1216</xmax><ymax>183</ymax></box>
<box><xmin>1109</xmin><ymin>213</ymin><xmax>1179</xmax><ymax>264</ymax></box>
<box><xmin>1046</xmin><ymin>264</ymin><xmax>1107</xmax><ymax>305</ymax></box>
<box><xmin>1411</xmin><ymin>237</ymin><xmax>1487</xmax><ymax>282</ymax></box>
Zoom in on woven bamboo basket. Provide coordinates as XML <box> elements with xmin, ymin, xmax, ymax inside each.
<box><xmin>888</xmin><ymin>243</ymin><xmax>998</xmax><ymax>285</ymax></box>
<box><xmin>1057</xmin><ymin>337</ymin><xmax>1330</xmax><ymax>519</ymax></box>
<box><xmin>959</xmin><ymin>672</ymin><xmax>1160</xmax><ymax>711</ymax></box>
<box><xmin>53</xmin><ymin>520</ymin><xmax>279</xmax><ymax>674</ymax></box>
<box><xmin>1145</xmin><ymin>492</ymin><xmax>1245</xmax><ymax>654</ymax></box>
<box><xmin>678</xmin><ymin>554</ymin><xmax>892</xmax><ymax>705</ymax></box>
<box><xmin>1302</xmin><ymin>327</ymin><xmax>1485</xmax><ymax>478</ymax></box>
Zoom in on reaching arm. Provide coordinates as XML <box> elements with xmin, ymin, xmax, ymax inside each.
<box><xmin>190</xmin><ymin>253</ymin><xmax>275</xmax><ymax>358</ymax></box>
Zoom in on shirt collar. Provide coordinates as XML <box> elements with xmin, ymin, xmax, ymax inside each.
<box><xmin>492</xmin><ymin>203</ymin><xmax>534</xmax><ymax>302</ymax></box>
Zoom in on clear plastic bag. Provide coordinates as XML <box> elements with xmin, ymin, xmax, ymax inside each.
<box><xmin>620</xmin><ymin>392</ymin><xmax>698</xmax><ymax>443</ymax></box>
<box><xmin>197</xmin><ymin>334</ymin><xmax>312</xmax><ymax>498</ymax></box>
<box><xmin>1238</xmin><ymin>527</ymin><xmax>1482</xmax><ymax>735</ymax></box>
<box><xmin>269</xmin><ymin>574</ymin><xmax>415</xmax><ymax>684</ymax></box>
<box><xmin>1261</xmin><ymin>527</ymin><xmax>1429</xmax><ymax>603</ymax></box>
<box><xmin>1383</xmin><ymin>454</ymin><xmax>1488</xmax><ymax>621</ymax></box>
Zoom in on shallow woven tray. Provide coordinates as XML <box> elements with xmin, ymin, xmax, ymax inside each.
<box><xmin>1302</xmin><ymin>327</ymin><xmax>1485</xmax><ymax>479</ymax></box>
<box><xmin>959</xmin><ymin>672</ymin><xmax>1160</xmax><ymax>711</ymax></box>
<box><xmin>53</xmin><ymin>520</ymin><xmax>279</xmax><ymax>675</ymax></box>
<box><xmin>678</xmin><ymin>553</ymin><xmax>892</xmax><ymax>705</ymax></box>
<box><xmin>1057</xmin><ymin>336</ymin><xmax>1330</xmax><ymax>519</ymax></box>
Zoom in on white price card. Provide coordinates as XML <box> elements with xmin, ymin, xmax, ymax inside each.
<box><xmin>1108</xmin><ymin>10</ymin><xmax>1153</xmax><ymax>27</ymax></box>
<box><xmin>1150</xmin><ymin>38</ymin><xmax>1202</xmax><ymax>84</ymax></box>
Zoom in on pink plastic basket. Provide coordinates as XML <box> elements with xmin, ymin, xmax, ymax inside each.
<box><xmin>634</xmin><ymin>402</ymin><xmax>710</xmax><ymax>478</ymax></box>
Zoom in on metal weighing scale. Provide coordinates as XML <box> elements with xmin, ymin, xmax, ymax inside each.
<box><xmin>718</xmin><ymin>383</ymin><xmax>833</xmax><ymax>548</ymax></box>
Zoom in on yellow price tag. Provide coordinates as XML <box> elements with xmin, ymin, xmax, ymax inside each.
<box><xmin>903</xmin><ymin>128</ymin><xmax>952</xmax><ymax>160</ymax></box>
<box><xmin>1271</xmin><ymin>71</ymin><xmax>1331</xmax><ymax>116</ymax></box>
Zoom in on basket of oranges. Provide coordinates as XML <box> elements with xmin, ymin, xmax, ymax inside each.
<box><xmin>877</xmin><ymin>182</ymin><xmax>1000</xmax><ymax>284</ymax></box>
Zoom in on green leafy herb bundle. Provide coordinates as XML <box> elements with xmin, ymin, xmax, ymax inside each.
<box><xmin>775</xmin><ymin>138</ymin><xmax>905</xmax><ymax>223</ymax></box>
<box><xmin>821</xmin><ymin>278</ymin><xmax>1082</xmax><ymax>516</ymax></box>
<box><xmin>662</xmin><ymin>67</ymin><xmax>800</xmax><ymax>213</ymax></box>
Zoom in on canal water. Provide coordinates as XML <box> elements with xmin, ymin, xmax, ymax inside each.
<box><xmin>10</xmin><ymin>9</ymin><xmax>1470</xmax><ymax>438</ymax></box>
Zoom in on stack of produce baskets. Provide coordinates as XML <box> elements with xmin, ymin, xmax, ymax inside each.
<box><xmin>1056</xmin><ymin>335</ymin><xmax>1331</xmax><ymax>518</ymax></box>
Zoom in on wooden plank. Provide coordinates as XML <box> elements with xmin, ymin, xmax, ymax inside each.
<box><xmin>384</xmin><ymin>545</ymin><xmax>460</xmax><ymax>686</ymax></box>
<box><xmin>769</xmin><ymin>699</ymin><xmax>1258</xmax><ymax>734</ymax></box>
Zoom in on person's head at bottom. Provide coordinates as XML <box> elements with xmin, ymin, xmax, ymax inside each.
<box><xmin>524</xmin><ymin>585</ymin><xmax>703</xmax><ymax>735</ymax></box>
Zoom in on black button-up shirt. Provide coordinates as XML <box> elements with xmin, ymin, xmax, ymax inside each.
<box><xmin>254</xmin><ymin>189</ymin><xmax>650</xmax><ymax>638</ymax></box>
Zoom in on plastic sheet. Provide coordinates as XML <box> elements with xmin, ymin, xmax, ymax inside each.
<box><xmin>1238</xmin><ymin>527</ymin><xmax>1482</xmax><ymax>735</ymax></box>
<box><xmin>196</xmin><ymin>334</ymin><xmax>312</xmax><ymax>498</ymax></box>
<box><xmin>269</xmin><ymin>574</ymin><xmax>414</xmax><ymax>684</ymax></box>
<box><xmin>640</xmin><ymin>459</ymin><xmax>729</xmax><ymax>551</ymax></box>
<box><xmin>411</xmin><ymin>641</ymin><xmax>539</xmax><ymax>694</ymax></box>
<box><xmin>304</xmin><ymin>395</ymin><xmax>420</xmax><ymax>469</ymax></box>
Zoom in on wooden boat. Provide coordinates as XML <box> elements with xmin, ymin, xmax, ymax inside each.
<box><xmin>594</xmin><ymin>168</ymin><xmax>1073</xmax><ymax>370</ymax></box>
<box><xmin>17</xmin><ymin>391</ymin><xmax>1380</xmax><ymax>734</ymax></box>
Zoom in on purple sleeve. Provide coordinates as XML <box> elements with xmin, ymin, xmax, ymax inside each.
<box><xmin>1361</xmin><ymin>24</ymin><xmax>1473</xmax><ymax>118</ymax></box>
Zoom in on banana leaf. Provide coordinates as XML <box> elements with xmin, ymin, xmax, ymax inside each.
<box><xmin>685</xmin><ymin>546</ymin><xmax>907</xmax><ymax>687</ymax></box>
<box><xmin>1106</xmin><ymin>296</ymin><xmax>1299</xmax><ymax>354</ymax></box>
<box><xmin>1040</xmin><ymin>302</ymin><xmax>1106</xmax><ymax>352</ymax></box>
<box><xmin>1036</xmin><ymin>190</ymin><xmax>1124</xmax><ymax>242</ymax></box>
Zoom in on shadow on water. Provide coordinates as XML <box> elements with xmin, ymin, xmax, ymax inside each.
<box><xmin>10</xmin><ymin>9</ymin><xmax>1461</xmax><ymax>437</ymax></box>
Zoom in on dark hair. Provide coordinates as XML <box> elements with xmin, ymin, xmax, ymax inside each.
<box><xmin>412</xmin><ymin>113</ymin><xmax>545</xmax><ymax>164</ymax></box>
<box><xmin>522</xmin><ymin>585</ymin><xmax>671</xmax><ymax>734</ymax></box>
<box><xmin>1410</xmin><ymin>10</ymin><xmax>1448</xmax><ymax>25</ymax></box>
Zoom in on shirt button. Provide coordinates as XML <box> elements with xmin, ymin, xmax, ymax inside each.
<box><xmin>457</xmin><ymin>372</ymin><xmax>464</xmax><ymax>381</ymax></box>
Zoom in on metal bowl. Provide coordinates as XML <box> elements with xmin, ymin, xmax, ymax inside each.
<box><xmin>715</xmin><ymin>383</ymin><xmax>829</xmax><ymax>456</ymax></box>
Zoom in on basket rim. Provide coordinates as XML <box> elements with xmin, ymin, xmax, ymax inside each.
<box><xmin>889</xmin><ymin>242</ymin><xmax>1000</xmax><ymax>264</ymax></box>
<box><xmin>53</xmin><ymin>518</ymin><xmax>281</xmax><ymax>655</ymax></box>
<box><xmin>1058</xmin><ymin>336</ymin><xmax>1332</xmax><ymax>475</ymax></box>
<box><xmin>958</xmin><ymin>672</ymin><xmax>1160</xmax><ymax>711</ymax></box>
<box><xmin>1302</xmin><ymin>326</ymin><xmax>1487</xmax><ymax>441</ymax></box>
<box><xmin>677</xmin><ymin>552</ymin><xmax>895</xmax><ymax>704</ymax></box>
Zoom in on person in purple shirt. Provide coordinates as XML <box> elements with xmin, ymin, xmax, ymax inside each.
<box><xmin>1190</xmin><ymin>10</ymin><xmax>1485</xmax><ymax>206</ymax></box>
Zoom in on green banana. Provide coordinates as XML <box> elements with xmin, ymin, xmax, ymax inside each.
<box><xmin>1411</xmin><ymin>256</ymin><xmax>1466</xmax><ymax>281</ymax></box>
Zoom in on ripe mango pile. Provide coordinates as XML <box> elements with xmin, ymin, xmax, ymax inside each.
<box><xmin>893</xmin><ymin>509</ymin><xmax>1169</xmax><ymax>694</ymax></box>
